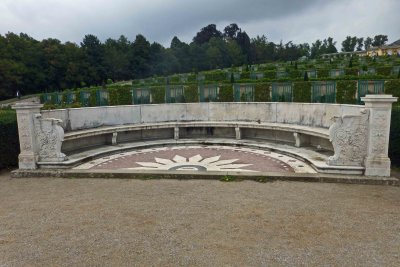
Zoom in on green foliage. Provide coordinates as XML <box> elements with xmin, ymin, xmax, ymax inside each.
<box><xmin>293</xmin><ymin>82</ymin><xmax>311</xmax><ymax>102</ymax></box>
<box><xmin>218</xmin><ymin>84</ymin><xmax>234</xmax><ymax>102</ymax></box>
<box><xmin>220</xmin><ymin>175</ymin><xmax>236</xmax><ymax>182</ymax></box>
<box><xmin>150</xmin><ymin>86</ymin><xmax>166</xmax><ymax>104</ymax></box>
<box><xmin>345</xmin><ymin>68</ymin><xmax>359</xmax><ymax>76</ymax></box>
<box><xmin>264</xmin><ymin>71</ymin><xmax>276</xmax><ymax>79</ymax></box>
<box><xmin>254</xmin><ymin>83</ymin><xmax>271</xmax><ymax>101</ymax></box>
<box><xmin>318</xmin><ymin>69</ymin><xmax>329</xmax><ymax>78</ymax></box>
<box><xmin>184</xmin><ymin>84</ymin><xmax>199</xmax><ymax>102</ymax></box>
<box><xmin>376</xmin><ymin>66</ymin><xmax>393</xmax><ymax>77</ymax></box>
<box><xmin>385</xmin><ymin>79</ymin><xmax>400</xmax><ymax>98</ymax></box>
<box><xmin>108</xmin><ymin>85</ymin><xmax>132</xmax><ymax>105</ymax></box>
<box><xmin>336</xmin><ymin>80</ymin><xmax>357</xmax><ymax>104</ymax></box>
<box><xmin>389</xmin><ymin>107</ymin><xmax>400</xmax><ymax>166</ymax></box>
<box><xmin>0</xmin><ymin>109</ymin><xmax>19</xmax><ymax>169</ymax></box>
<box><xmin>303</xmin><ymin>71</ymin><xmax>309</xmax><ymax>81</ymax></box>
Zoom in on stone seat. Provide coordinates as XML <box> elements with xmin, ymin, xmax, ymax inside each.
<box><xmin>62</xmin><ymin>120</ymin><xmax>332</xmax><ymax>154</ymax></box>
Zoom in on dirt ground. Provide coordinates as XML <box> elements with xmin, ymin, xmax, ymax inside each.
<box><xmin>0</xmin><ymin>170</ymin><xmax>399</xmax><ymax>267</ymax></box>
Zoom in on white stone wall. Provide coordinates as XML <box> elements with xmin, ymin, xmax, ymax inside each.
<box><xmin>41</xmin><ymin>102</ymin><xmax>366</xmax><ymax>131</ymax></box>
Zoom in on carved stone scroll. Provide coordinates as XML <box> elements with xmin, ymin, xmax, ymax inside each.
<box><xmin>327</xmin><ymin>109</ymin><xmax>369</xmax><ymax>166</ymax></box>
<box><xmin>34</xmin><ymin>114</ymin><xmax>67</xmax><ymax>162</ymax></box>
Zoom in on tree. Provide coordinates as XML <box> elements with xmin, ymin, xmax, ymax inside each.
<box><xmin>129</xmin><ymin>34</ymin><xmax>151</xmax><ymax>78</ymax></box>
<box><xmin>81</xmin><ymin>34</ymin><xmax>106</xmax><ymax>85</ymax></box>
<box><xmin>223</xmin><ymin>23</ymin><xmax>241</xmax><ymax>40</ymax></box>
<box><xmin>356</xmin><ymin>37</ymin><xmax>364</xmax><ymax>51</ymax></box>
<box><xmin>341</xmin><ymin>36</ymin><xmax>357</xmax><ymax>52</ymax></box>
<box><xmin>372</xmin><ymin>35</ymin><xmax>388</xmax><ymax>47</ymax></box>
<box><xmin>304</xmin><ymin>71</ymin><xmax>309</xmax><ymax>81</ymax></box>
<box><xmin>193</xmin><ymin>24</ymin><xmax>222</xmax><ymax>45</ymax></box>
<box><xmin>236</xmin><ymin>31</ymin><xmax>251</xmax><ymax>63</ymax></box>
<box><xmin>364</xmin><ymin>37</ymin><xmax>373</xmax><ymax>50</ymax></box>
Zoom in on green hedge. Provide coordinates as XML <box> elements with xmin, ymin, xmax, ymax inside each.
<box><xmin>184</xmin><ymin>84</ymin><xmax>199</xmax><ymax>102</ymax></box>
<box><xmin>219</xmin><ymin>84</ymin><xmax>234</xmax><ymax>102</ymax></box>
<box><xmin>254</xmin><ymin>82</ymin><xmax>271</xmax><ymax>102</ymax></box>
<box><xmin>0</xmin><ymin>109</ymin><xmax>19</xmax><ymax>169</ymax></box>
<box><xmin>385</xmin><ymin>79</ymin><xmax>400</xmax><ymax>99</ymax></box>
<box><xmin>377</xmin><ymin>66</ymin><xmax>393</xmax><ymax>77</ymax></box>
<box><xmin>336</xmin><ymin>80</ymin><xmax>357</xmax><ymax>104</ymax></box>
<box><xmin>389</xmin><ymin>107</ymin><xmax>400</xmax><ymax>166</ymax></box>
<box><xmin>293</xmin><ymin>82</ymin><xmax>311</xmax><ymax>102</ymax></box>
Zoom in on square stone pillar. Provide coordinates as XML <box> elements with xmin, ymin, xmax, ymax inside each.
<box><xmin>12</xmin><ymin>102</ymin><xmax>43</xmax><ymax>169</ymax></box>
<box><xmin>361</xmin><ymin>95</ymin><xmax>398</xmax><ymax>176</ymax></box>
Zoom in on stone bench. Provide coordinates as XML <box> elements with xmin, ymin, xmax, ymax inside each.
<box><xmin>13</xmin><ymin>97</ymin><xmax>398</xmax><ymax>176</ymax></box>
<box><xmin>62</xmin><ymin>121</ymin><xmax>331</xmax><ymax>154</ymax></box>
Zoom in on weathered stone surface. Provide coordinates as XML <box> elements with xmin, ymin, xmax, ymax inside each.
<box><xmin>327</xmin><ymin>109</ymin><xmax>369</xmax><ymax>166</ymax></box>
<box><xmin>362</xmin><ymin>95</ymin><xmax>398</xmax><ymax>176</ymax></box>
<box><xmin>34</xmin><ymin>114</ymin><xmax>67</xmax><ymax>162</ymax></box>
<box><xmin>12</xmin><ymin>102</ymin><xmax>43</xmax><ymax>169</ymax></box>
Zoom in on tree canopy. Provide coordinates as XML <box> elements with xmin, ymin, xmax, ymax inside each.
<box><xmin>0</xmin><ymin>24</ymin><xmax>391</xmax><ymax>100</ymax></box>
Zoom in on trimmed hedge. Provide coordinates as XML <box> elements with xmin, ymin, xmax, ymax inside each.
<box><xmin>184</xmin><ymin>84</ymin><xmax>199</xmax><ymax>103</ymax></box>
<box><xmin>0</xmin><ymin>109</ymin><xmax>19</xmax><ymax>169</ymax></box>
<box><xmin>219</xmin><ymin>84</ymin><xmax>234</xmax><ymax>102</ymax></box>
<box><xmin>336</xmin><ymin>80</ymin><xmax>357</xmax><ymax>104</ymax></box>
<box><xmin>389</xmin><ymin>107</ymin><xmax>400</xmax><ymax>166</ymax></box>
<box><xmin>254</xmin><ymin>82</ymin><xmax>271</xmax><ymax>102</ymax></box>
<box><xmin>385</xmin><ymin>79</ymin><xmax>400</xmax><ymax>99</ymax></box>
<box><xmin>293</xmin><ymin>82</ymin><xmax>311</xmax><ymax>102</ymax></box>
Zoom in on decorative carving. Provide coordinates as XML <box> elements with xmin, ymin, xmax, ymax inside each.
<box><xmin>34</xmin><ymin>114</ymin><xmax>67</xmax><ymax>162</ymax></box>
<box><xmin>370</xmin><ymin>111</ymin><xmax>387</xmax><ymax>156</ymax></box>
<box><xmin>327</xmin><ymin>110</ymin><xmax>369</xmax><ymax>166</ymax></box>
<box><xmin>17</xmin><ymin>113</ymin><xmax>32</xmax><ymax>151</ymax></box>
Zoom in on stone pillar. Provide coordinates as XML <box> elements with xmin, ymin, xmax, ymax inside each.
<box><xmin>12</xmin><ymin>102</ymin><xmax>43</xmax><ymax>169</ymax></box>
<box><xmin>361</xmin><ymin>95</ymin><xmax>398</xmax><ymax>176</ymax></box>
<box><xmin>174</xmin><ymin>127</ymin><xmax>179</xmax><ymax>140</ymax></box>
<box><xmin>235</xmin><ymin>127</ymin><xmax>241</xmax><ymax>140</ymax></box>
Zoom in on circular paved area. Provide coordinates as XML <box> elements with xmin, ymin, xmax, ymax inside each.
<box><xmin>74</xmin><ymin>145</ymin><xmax>316</xmax><ymax>173</ymax></box>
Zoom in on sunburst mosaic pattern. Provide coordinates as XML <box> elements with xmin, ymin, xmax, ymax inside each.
<box><xmin>74</xmin><ymin>145</ymin><xmax>316</xmax><ymax>174</ymax></box>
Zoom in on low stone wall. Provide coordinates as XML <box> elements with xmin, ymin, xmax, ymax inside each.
<box><xmin>41</xmin><ymin>102</ymin><xmax>365</xmax><ymax>132</ymax></box>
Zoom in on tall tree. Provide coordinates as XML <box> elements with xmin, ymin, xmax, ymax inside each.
<box><xmin>372</xmin><ymin>34</ymin><xmax>388</xmax><ymax>47</ymax></box>
<box><xmin>356</xmin><ymin>37</ymin><xmax>364</xmax><ymax>51</ymax></box>
<box><xmin>223</xmin><ymin>23</ymin><xmax>241</xmax><ymax>40</ymax></box>
<box><xmin>129</xmin><ymin>34</ymin><xmax>151</xmax><ymax>78</ymax></box>
<box><xmin>341</xmin><ymin>36</ymin><xmax>358</xmax><ymax>52</ymax></box>
<box><xmin>364</xmin><ymin>37</ymin><xmax>373</xmax><ymax>50</ymax></box>
<box><xmin>193</xmin><ymin>24</ymin><xmax>222</xmax><ymax>45</ymax></box>
<box><xmin>81</xmin><ymin>34</ymin><xmax>105</xmax><ymax>85</ymax></box>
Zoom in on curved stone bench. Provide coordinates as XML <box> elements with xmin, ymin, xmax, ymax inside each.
<box><xmin>14</xmin><ymin>97</ymin><xmax>398</xmax><ymax>176</ymax></box>
<box><xmin>61</xmin><ymin>121</ymin><xmax>331</xmax><ymax>153</ymax></box>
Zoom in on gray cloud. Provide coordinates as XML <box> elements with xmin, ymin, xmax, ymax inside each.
<box><xmin>0</xmin><ymin>0</ymin><xmax>399</xmax><ymax>48</ymax></box>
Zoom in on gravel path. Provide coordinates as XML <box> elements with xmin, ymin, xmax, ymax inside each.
<box><xmin>0</xmin><ymin>171</ymin><xmax>399</xmax><ymax>266</ymax></box>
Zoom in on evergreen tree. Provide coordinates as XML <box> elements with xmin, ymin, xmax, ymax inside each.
<box><xmin>304</xmin><ymin>71</ymin><xmax>309</xmax><ymax>81</ymax></box>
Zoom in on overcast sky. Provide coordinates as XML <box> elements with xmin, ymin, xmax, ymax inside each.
<box><xmin>0</xmin><ymin>0</ymin><xmax>399</xmax><ymax>48</ymax></box>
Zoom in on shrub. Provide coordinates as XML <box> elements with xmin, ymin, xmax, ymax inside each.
<box><xmin>385</xmin><ymin>80</ymin><xmax>400</xmax><ymax>98</ymax></box>
<box><xmin>336</xmin><ymin>80</ymin><xmax>357</xmax><ymax>104</ymax></box>
<box><xmin>0</xmin><ymin>109</ymin><xmax>19</xmax><ymax>169</ymax></box>
<box><xmin>254</xmin><ymin>83</ymin><xmax>271</xmax><ymax>102</ymax></box>
<box><xmin>184</xmin><ymin>84</ymin><xmax>199</xmax><ymax>102</ymax></box>
<box><xmin>218</xmin><ymin>84</ymin><xmax>234</xmax><ymax>102</ymax></box>
<box><xmin>390</xmin><ymin>107</ymin><xmax>400</xmax><ymax>166</ymax></box>
<box><xmin>293</xmin><ymin>82</ymin><xmax>311</xmax><ymax>102</ymax></box>
<box><xmin>376</xmin><ymin>66</ymin><xmax>393</xmax><ymax>77</ymax></box>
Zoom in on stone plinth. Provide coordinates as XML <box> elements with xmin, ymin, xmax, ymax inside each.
<box><xmin>361</xmin><ymin>95</ymin><xmax>398</xmax><ymax>176</ymax></box>
<box><xmin>12</xmin><ymin>102</ymin><xmax>43</xmax><ymax>169</ymax></box>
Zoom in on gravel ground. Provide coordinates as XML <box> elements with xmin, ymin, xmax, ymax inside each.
<box><xmin>0</xmin><ymin>170</ymin><xmax>399</xmax><ymax>266</ymax></box>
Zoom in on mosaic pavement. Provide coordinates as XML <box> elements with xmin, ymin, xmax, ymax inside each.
<box><xmin>74</xmin><ymin>145</ymin><xmax>316</xmax><ymax>174</ymax></box>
